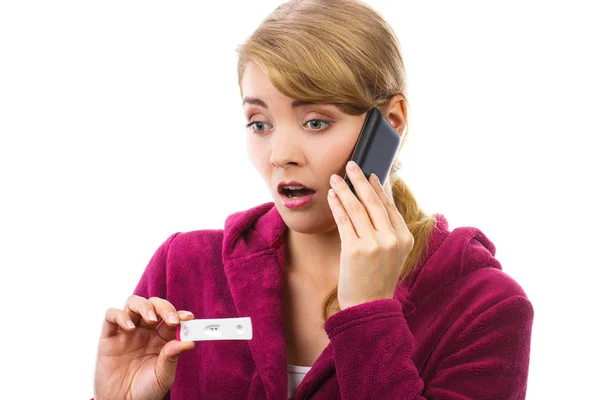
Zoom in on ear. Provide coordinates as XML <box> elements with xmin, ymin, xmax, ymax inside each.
<box><xmin>385</xmin><ymin>94</ymin><xmax>407</xmax><ymax>136</ymax></box>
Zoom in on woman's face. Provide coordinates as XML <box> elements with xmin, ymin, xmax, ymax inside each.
<box><xmin>240</xmin><ymin>62</ymin><xmax>367</xmax><ymax>234</ymax></box>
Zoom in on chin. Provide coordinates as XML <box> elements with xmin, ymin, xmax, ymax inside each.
<box><xmin>273</xmin><ymin>198</ymin><xmax>337</xmax><ymax>235</ymax></box>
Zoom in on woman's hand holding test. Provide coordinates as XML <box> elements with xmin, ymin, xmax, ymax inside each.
<box><xmin>94</xmin><ymin>295</ymin><xmax>195</xmax><ymax>400</ymax></box>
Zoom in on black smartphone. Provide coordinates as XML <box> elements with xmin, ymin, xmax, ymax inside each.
<box><xmin>343</xmin><ymin>107</ymin><xmax>401</xmax><ymax>195</ymax></box>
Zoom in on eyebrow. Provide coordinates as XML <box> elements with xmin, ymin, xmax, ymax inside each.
<box><xmin>242</xmin><ymin>97</ymin><xmax>317</xmax><ymax>109</ymax></box>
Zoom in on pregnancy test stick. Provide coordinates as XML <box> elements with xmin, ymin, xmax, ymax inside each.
<box><xmin>176</xmin><ymin>317</ymin><xmax>253</xmax><ymax>341</ymax></box>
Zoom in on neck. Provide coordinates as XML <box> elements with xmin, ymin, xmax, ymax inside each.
<box><xmin>284</xmin><ymin>226</ymin><xmax>341</xmax><ymax>283</ymax></box>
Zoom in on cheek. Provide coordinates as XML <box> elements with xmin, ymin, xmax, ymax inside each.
<box><xmin>246</xmin><ymin>138</ymin><xmax>271</xmax><ymax>172</ymax></box>
<box><xmin>316</xmin><ymin>137</ymin><xmax>356</xmax><ymax>174</ymax></box>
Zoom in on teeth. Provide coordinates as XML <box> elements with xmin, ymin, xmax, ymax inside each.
<box><xmin>284</xmin><ymin>186</ymin><xmax>305</xmax><ymax>190</ymax></box>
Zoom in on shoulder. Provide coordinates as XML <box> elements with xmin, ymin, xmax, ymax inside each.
<box><xmin>408</xmin><ymin>215</ymin><xmax>533</xmax><ymax>321</ymax></box>
<box><xmin>459</xmin><ymin>266</ymin><xmax>530</xmax><ymax>304</ymax></box>
<box><xmin>134</xmin><ymin>229</ymin><xmax>226</xmax><ymax>299</ymax></box>
<box><xmin>164</xmin><ymin>229</ymin><xmax>225</xmax><ymax>266</ymax></box>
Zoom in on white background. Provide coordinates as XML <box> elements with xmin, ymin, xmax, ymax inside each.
<box><xmin>1</xmin><ymin>1</ymin><xmax>598</xmax><ymax>398</ymax></box>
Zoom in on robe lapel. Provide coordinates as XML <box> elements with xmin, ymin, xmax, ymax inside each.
<box><xmin>224</xmin><ymin>246</ymin><xmax>288</xmax><ymax>400</ymax></box>
<box><xmin>292</xmin><ymin>342</ymin><xmax>336</xmax><ymax>399</ymax></box>
<box><xmin>222</xmin><ymin>203</ymin><xmax>337</xmax><ymax>399</ymax></box>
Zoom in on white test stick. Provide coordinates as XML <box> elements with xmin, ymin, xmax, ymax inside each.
<box><xmin>176</xmin><ymin>317</ymin><xmax>253</xmax><ymax>342</ymax></box>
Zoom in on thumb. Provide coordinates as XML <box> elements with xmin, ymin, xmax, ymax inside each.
<box><xmin>155</xmin><ymin>339</ymin><xmax>195</xmax><ymax>387</ymax></box>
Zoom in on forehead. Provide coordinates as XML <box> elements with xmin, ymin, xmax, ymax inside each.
<box><xmin>241</xmin><ymin>63</ymin><xmax>287</xmax><ymax>102</ymax></box>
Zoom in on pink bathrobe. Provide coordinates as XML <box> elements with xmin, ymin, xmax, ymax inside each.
<box><xmin>126</xmin><ymin>201</ymin><xmax>533</xmax><ymax>399</ymax></box>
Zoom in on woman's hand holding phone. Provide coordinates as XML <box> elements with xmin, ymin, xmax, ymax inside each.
<box><xmin>328</xmin><ymin>160</ymin><xmax>414</xmax><ymax>310</ymax></box>
<box><xmin>94</xmin><ymin>295</ymin><xmax>196</xmax><ymax>400</ymax></box>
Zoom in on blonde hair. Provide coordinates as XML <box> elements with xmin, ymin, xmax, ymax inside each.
<box><xmin>236</xmin><ymin>0</ymin><xmax>438</xmax><ymax>322</ymax></box>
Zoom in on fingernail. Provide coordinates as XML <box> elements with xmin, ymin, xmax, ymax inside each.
<box><xmin>331</xmin><ymin>174</ymin><xmax>342</xmax><ymax>184</ymax></box>
<box><xmin>127</xmin><ymin>320</ymin><xmax>135</xmax><ymax>329</ymax></box>
<box><xmin>370</xmin><ymin>174</ymin><xmax>380</xmax><ymax>184</ymax></box>
<box><xmin>180</xmin><ymin>310</ymin><xmax>193</xmax><ymax>316</ymax></box>
<box><xmin>148</xmin><ymin>310</ymin><xmax>158</xmax><ymax>322</ymax></box>
<box><xmin>168</xmin><ymin>312</ymin><xmax>179</xmax><ymax>324</ymax></box>
<box><xmin>347</xmin><ymin>161</ymin><xmax>358</xmax><ymax>171</ymax></box>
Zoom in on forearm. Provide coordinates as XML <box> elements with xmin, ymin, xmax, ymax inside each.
<box><xmin>324</xmin><ymin>299</ymin><xmax>425</xmax><ymax>399</ymax></box>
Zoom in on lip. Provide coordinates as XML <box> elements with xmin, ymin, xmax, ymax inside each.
<box><xmin>276</xmin><ymin>180</ymin><xmax>317</xmax><ymax>209</ymax></box>
<box><xmin>279</xmin><ymin>191</ymin><xmax>316</xmax><ymax>209</ymax></box>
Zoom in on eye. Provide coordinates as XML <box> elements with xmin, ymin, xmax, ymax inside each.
<box><xmin>304</xmin><ymin>119</ymin><xmax>331</xmax><ymax>131</ymax></box>
<box><xmin>245</xmin><ymin>121</ymin><xmax>273</xmax><ymax>134</ymax></box>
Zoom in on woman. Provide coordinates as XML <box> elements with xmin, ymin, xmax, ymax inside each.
<box><xmin>94</xmin><ymin>0</ymin><xmax>534</xmax><ymax>399</ymax></box>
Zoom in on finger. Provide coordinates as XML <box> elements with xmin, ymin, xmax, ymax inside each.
<box><xmin>344</xmin><ymin>161</ymin><xmax>393</xmax><ymax>232</ymax></box>
<box><xmin>102</xmin><ymin>308</ymin><xmax>136</xmax><ymax>338</ymax></box>
<box><xmin>177</xmin><ymin>310</ymin><xmax>195</xmax><ymax>320</ymax></box>
<box><xmin>148</xmin><ymin>297</ymin><xmax>180</xmax><ymax>327</ymax></box>
<box><xmin>327</xmin><ymin>187</ymin><xmax>357</xmax><ymax>243</ymax></box>
<box><xmin>369</xmin><ymin>173</ymin><xmax>407</xmax><ymax>232</ymax></box>
<box><xmin>155</xmin><ymin>339</ymin><xmax>196</xmax><ymax>388</ymax></box>
<box><xmin>124</xmin><ymin>295</ymin><xmax>160</xmax><ymax>329</ymax></box>
<box><xmin>330</xmin><ymin>170</ymin><xmax>374</xmax><ymax>239</ymax></box>
<box><xmin>156</xmin><ymin>310</ymin><xmax>195</xmax><ymax>341</ymax></box>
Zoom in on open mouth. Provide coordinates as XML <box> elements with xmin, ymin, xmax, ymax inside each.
<box><xmin>280</xmin><ymin>187</ymin><xmax>316</xmax><ymax>198</ymax></box>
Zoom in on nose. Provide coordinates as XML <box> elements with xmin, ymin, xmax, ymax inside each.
<box><xmin>269</xmin><ymin>129</ymin><xmax>302</xmax><ymax>168</ymax></box>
